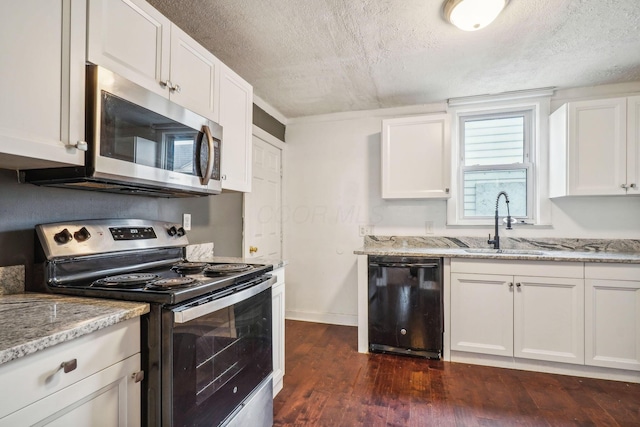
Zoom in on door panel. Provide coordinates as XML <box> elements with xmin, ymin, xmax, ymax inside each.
<box><xmin>244</xmin><ymin>136</ymin><xmax>282</xmax><ymax>260</ymax></box>
<box><xmin>513</xmin><ymin>276</ymin><xmax>584</xmax><ymax>364</ymax></box>
<box><xmin>450</xmin><ymin>273</ymin><xmax>513</xmax><ymax>357</ymax></box>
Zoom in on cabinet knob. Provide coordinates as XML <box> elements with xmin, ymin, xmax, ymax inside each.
<box><xmin>171</xmin><ymin>84</ymin><xmax>181</xmax><ymax>94</ymax></box>
<box><xmin>630</xmin><ymin>183</ymin><xmax>637</xmax><ymax>189</ymax></box>
<box><xmin>509</xmin><ymin>282</ymin><xmax>514</xmax><ymax>288</ymax></box>
<box><xmin>516</xmin><ymin>282</ymin><xmax>521</xmax><ymax>288</ymax></box>
<box><xmin>131</xmin><ymin>371</ymin><xmax>145</xmax><ymax>383</ymax></box>
<box><xmin>65</xmin><ymin>140</ymin><xmax>88</xmax><ymax>151</ymax></box>
<box><xmin>621</xmin><ymin>184</ymin><xmax>629</xmax><ymax>189</ymax></box>
<box><xmin>221</xmin><ymin>174</ymin><xmax>227</xmax><ymax>180</ymax></box>
<box><xmin>160</xmin><ymin>80</ymin><xmax>173</xmax><ymax>90</ymax></box>
<box><xmin>249</xmin><ymin>245</ymin><xmax>258</xmax><ymax>254</ymax></box>
<box><xmin>60</xmin><ymin>358</ymin><xmax>77</xmax><ymax>374</ymax></box>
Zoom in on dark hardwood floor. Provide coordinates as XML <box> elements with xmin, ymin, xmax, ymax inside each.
<box><xmin>273</xmin><ymin>320</ymin><xmax>640</xmax><ymax>427</ymax></box>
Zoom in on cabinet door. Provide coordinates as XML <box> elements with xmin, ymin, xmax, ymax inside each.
<box><xmin>0</xmin><ymin>354</ymin><xmax>141</xmax><ymax>426</ymax></box>
<box><xmin>585</xmin><ymin>279</ymin><xmax>640</xmax><ymax>371</ymax></box>
<box><xmin>87</xmin><ymin>0</ymin><xmax>171</xmax><ymax>97</ymax></box>
<box><xmin>568</xmin><ymin>98</ymin><xmax>627</xmax><ymax>195</ymax></box>
<box><xmin>381</xmin><ymin>114</ymin><xmax>450</xmax><ymax>199</ymax></box>
<box><xmin>513</xmin><ymin>276</ymin><xmax>584</xmax><ymax>364</ymax></box>
<box><xmin>450</xmin><ymin>273</ymin><xmax>513</xmax><ymax>357</ymax></box>
<box><xmin>219</xmin><ymin>64</ymin><xmax>253</xmax><ymax>192</ymax></box>
<box><xmin>271</xmin><ymin>271</ymin><xmax>286</xmax><ymax>397</ymax></box>
<box><xmin>0</xmin><ymin>0</ymin><xmax>85</xmax><ymax>169</ymax></box>
<box><xmin>169</xmin><ymin>25</ymin><xmax>220</xmax><ymax>121</ymax></box>
<box><xmin>627</xmin><ymin>95</ymin><xmax>640</xmax><ymax>193</ymax></box>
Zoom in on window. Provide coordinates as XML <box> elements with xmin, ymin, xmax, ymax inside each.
<box><xmin>459</xmin><ymin>109</ymin><xmax>533</xmax><ymax>220</ymax></box>
<box><xmin>447</xmin><ymin>93</ymin><xmax>552</xmax><ymax>227</ymax></box>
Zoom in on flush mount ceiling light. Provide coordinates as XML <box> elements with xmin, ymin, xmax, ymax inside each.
<box><xmin>444</xmin><ymin>0</ymin><xmax>509</xmax><ymax>31</ymax></box>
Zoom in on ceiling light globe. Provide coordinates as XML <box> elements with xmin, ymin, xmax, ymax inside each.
<box><xmin>444</xmin><ymin>0</ymin><xmax>508</xmax><ymax>31</ymax></box>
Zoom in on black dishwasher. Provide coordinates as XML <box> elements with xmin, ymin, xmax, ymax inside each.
<box><xmin>368</xmin><ymin>256</ymin><xmax>443</xmax><ymax>359</ymax></box>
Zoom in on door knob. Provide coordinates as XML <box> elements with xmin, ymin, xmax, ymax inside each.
<box><xmin>249</xmin><ymin>246</ymin><xmax>258</xmax><ymax>254</ymax></box>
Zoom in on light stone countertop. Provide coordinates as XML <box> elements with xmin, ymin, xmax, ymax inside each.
<box><xmin>0</xmin><ymin>293</ymin><xmax>149</xmax><ymax>366</ymax></box>
<box><xmin>354</xmin><ymin>236</ymin><xmax>640</xmax><ymax>264</ymax></box>
<box><xmin>354</xmin><ymin>246</ymin><xmax>640</xmax><ymax>263</ymax></box>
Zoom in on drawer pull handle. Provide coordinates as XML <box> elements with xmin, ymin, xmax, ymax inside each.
<box><xmin>60</xmin><ymin>359</ymin><xmax>77</xmax><ymax>374</ymax></box>
<box><xmin>132</xmin><ymin>371</ymin><xmax>145</xmax><ymax>383</ymax></box>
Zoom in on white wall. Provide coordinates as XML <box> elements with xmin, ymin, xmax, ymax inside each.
<box><xmin>283</xmin><ymin>82</ymin><xmax>640</xmax><ymax>326</ymax></box>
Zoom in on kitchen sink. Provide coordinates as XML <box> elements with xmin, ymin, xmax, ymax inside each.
<box><xmin>463</xmin><ymin>248</ymin><xmax>545</xmax><ymax>255</ymax></box>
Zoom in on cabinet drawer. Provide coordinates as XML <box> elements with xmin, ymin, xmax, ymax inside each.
<box><xmin>0</xmin><ymin>318</ymin><xmax>140</xmax><ymax>418</ymax></box>
<box><xmin>451</xmin><ymin>259</ymin><xmax>583</xmax><ymax>278</ymax></box>
<box><xmin>585</xmin><ymin>263</ymin><xmax>640</xmax><ymax>281</ymax></box>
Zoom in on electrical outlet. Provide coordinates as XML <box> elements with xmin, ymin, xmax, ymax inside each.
<box><xmin>183</xmin><ymin>213</ymin><xmax>192</xmax><ymax>231</ymax></box>
<box><xmin>425</xmin><ymin>221</ymin><xmax>434</xmax><ymax>234</ymax></box>
<box><xmin>359</xmin><ymin>225</ymin><xmax>374</xmax><ymax>237</ymax></box>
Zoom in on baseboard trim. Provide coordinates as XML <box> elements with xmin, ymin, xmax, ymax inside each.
<box><xmin>450</xmin><ymin>351</ymin><xmax>640</xmax><ymax>383</ymax></box>
<box><xmin>285</xmin><ymin>310</ymin><xmax>357</xmax><ymax>327</ymax></box>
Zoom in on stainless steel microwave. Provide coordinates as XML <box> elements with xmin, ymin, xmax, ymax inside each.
<box><xmin>22</xmin><ymin>65</ymin><xmax>222</xmax><ymax>197</ymax></box>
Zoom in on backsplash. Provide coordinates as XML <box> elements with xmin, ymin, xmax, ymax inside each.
<box><xmin>0</xmin><ymin>265</ymin><xmax>25</xmax><ymax>294</ymax></box>
<box><xmin>186</xmin><ymin>243</ymin><xmax>215</xmax><ymax>261</ymax></box>
<box><xmin>365</xmin><ymin>236</ymin><xmax>640</xmax><ymax>253</ymax></box>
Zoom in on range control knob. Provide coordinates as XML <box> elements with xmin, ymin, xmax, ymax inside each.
<box><xmin>176</xmin><ymin>227</ymin><xmax>186</xmax><ymax>237</ymax></box>
<box><xmin>73</xmin><ymin>227</ymin><xmax>91</xmax><ymax>242</ymax></box>
<box><xmin>53</xmin><ymin>228</ymin><xmax>73</xmax><ymax>244</ymax></box>
<box><xmin>167</xmin><ymin>226</ymin><xmax>178</xmax><ymax>236</ymax></box>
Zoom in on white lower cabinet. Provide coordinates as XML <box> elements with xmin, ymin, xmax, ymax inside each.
<box><xmin>585</xmin><ymin>264</ymin><xmax>640</xmax><ymax>371</ymax></box>
<box><xmin>271</xmin><ymin>267</ymin><xmax>286</xmax><ymax>396</ymax></box>
<box><xmin>451</xmin><ymin>260</ymin><xmax>584</xmax><ymax>365</ymax></box>
<box><xmin>0</xmin><ymin>318</ymin><xmax>141</xmax><ymax>426</ymax></box>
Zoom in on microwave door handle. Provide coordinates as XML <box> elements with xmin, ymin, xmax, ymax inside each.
<box><xmin>199</xmin><ymin>125</ymin><xmax>214</xmax><ymax>185</ymax></box>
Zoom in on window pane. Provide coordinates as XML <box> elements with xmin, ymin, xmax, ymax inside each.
<box><xmin>464</xmin><ymin>116</ymin><xmax>524</xmax><ymax>166</ymax></box>
<box><xmin>463</xmin><ymin>169</ymin><xmax>527</xmax><ymax>217</ymax></box>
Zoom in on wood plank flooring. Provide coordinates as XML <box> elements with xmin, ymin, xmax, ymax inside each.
<box><xmin>273</xmin><ymin>320</ymin><xmax>640</xmax><ymax>426</ymax></box>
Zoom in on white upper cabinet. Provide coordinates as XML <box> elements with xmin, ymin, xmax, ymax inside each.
<box><xmin>381</xmin><ymin>114</ymin><xmax>450</xmax><ymax>199</ymax></box>
<box><xmin>219</xmin><ymin>64</ymin><xmax>253</xmax><ymax>192</ymax></box>
<box><xmin>627</xmin><ymin>96</ymin><xmax>640</xmax><ymax>194</ymax></box>
<box><xmin>169</xmin><ymin>25</ymin><xmax>220</xmax><ymax>121</ymax></box>
<box><xmin>549</xmin><ymin>96</ymin><xmax>640</xmax><ymax>197</ymax></box>
<box><xmin>0</xmin><ymin>0</ymin><xmax>86</xmax><ymax>170</ymax></box>
<box><xmin>87</xmin><ymin>0</ymin><xmax>220</xmax><ymax>121</ymax></box>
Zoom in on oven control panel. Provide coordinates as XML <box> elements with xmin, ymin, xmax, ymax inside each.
<box><xmin>109</xmin><ymin>227</ymin><xmax>157</xmax><ymax>240</ymax></box>
<box><xmin>36</xmin><ymin>219</ymin><xmax>189</xmax><ymax>259</ymax></box>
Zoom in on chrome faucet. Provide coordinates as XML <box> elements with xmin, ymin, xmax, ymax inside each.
<box><xmin>487</xmin><ymin>191</ymin><xmax>512</xmax><ymax>250</ymax></box>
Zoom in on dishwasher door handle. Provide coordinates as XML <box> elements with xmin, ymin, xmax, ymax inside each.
<box><xmin>369</xmin><ymin>262</ymin><xmax>439</xmax><ymax>268</ymax></box>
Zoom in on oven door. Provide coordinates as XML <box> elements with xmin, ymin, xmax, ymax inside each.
<box><xmin>162</xmin><ymin>276</ymin><xmax>274</xmax><ymax>427</ymax></box>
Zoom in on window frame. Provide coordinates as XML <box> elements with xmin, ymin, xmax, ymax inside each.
<box><xmin>459</xmin><ymin>109</ymin><xmax>534</xmax><ymax>221</ymax></box>
<box><xmin>446</xmin><ymin>99</ymin><xmax>551</xmax><ymax>227</ymax></box>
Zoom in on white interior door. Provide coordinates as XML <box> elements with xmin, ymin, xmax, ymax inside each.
<box><xmin>243</xmin><ymin>135</ymin><xmax>282</xmax><ymax>260</ymax></box>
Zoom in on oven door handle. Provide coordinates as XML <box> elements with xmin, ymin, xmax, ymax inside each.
<box><xmin>173</xmin><ymin>276</ymin><xmax>275</xmax><ymax>323</ymax></box>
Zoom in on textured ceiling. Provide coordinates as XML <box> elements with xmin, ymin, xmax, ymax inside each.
<box><xmin>147</xmin><ymin>0</ymin><xmax>640</xmax><ymax>119</ymax></box>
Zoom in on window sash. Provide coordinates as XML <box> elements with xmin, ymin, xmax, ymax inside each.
<box><xmin>458</xmin><ymin>109</ymin><xmax>534</xmax><ymax>220</ymax></box>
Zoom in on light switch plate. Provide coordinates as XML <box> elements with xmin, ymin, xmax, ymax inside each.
<box><xmin>183</xmin><ymin>213</ymin><xmax>192</xmax><ymax>231</ymax></box>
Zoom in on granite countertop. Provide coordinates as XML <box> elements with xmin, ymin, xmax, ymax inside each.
<box><xmin>197</xmin><ymin>255</ymin><xmax>287</xmax><ymax>270</ymax></box>
<box><xmin>0</xmin><ymin>293</ymin><xmax>149</xmax><ymax>366</ymax></box>
<box><xmin>355</xmin><ymin>236</ymin><xmax>640</xmax><ymax>264</ymax></box>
